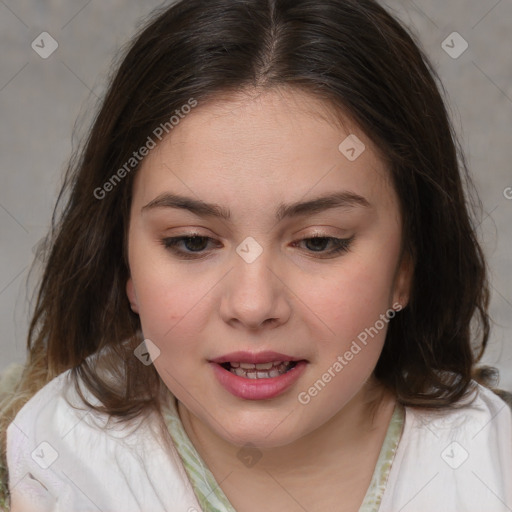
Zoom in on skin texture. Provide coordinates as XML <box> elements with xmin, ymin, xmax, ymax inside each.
<box><xmin>126</xmin><ymin>87</ymin><xmax>413</xmax><ymax>511</ymax></box>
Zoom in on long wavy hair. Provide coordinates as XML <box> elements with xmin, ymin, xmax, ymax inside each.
<box><xmin>1</xmin><ymin>0</ymin><xmax>506</xmax><ymax>503</ymax></box>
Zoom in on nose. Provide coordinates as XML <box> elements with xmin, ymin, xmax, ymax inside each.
<box><xmin>219</xmin><ymin>245</ymin><xmax>292</xmax><ymax>331</ymax></box>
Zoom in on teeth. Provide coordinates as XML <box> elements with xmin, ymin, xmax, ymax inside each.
<box><xmin>255</xmin><ymin>362</ymin><xmax>274</xmax><ymax>370</ymax></box>
<box><xmin>236</xmin><ymin>361</ymin><xmax>285</xmax><ymax>370</ymax></box>
<box><xmin>227</xmin><ymin>361</ymin><xmax>295</xmax><ymax>379</ymax></box>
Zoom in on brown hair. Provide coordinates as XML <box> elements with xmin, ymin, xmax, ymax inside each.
<box><xmin>1</xmin><ymin>0</ymin><xmax>505</xmax><ymax>502</ymax></box>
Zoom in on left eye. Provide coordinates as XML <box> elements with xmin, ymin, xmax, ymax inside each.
<box><xmin>292</xmin><ymin>235</ymin><xmax>354</xmax><ymax>257</ymax></box>
<box><xmin>161</xmin><ymin>234</ymin><xmax>354</xmax><ymax>259</ymax></box>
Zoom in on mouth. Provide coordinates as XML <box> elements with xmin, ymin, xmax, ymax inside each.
<box><xmin>209</xmin><ymin>351</ymin><xmax>308</xmax><ymax>400</ymax></box>
<box><xmin>219</xmin><ymin>360</ymin><xmax>299</xmax><ymax>379</ymax></box>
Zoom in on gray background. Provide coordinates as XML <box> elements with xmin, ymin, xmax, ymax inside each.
<box><xmin>0</xmin><ymin>1</ymin><xmax>511</xmax><ymax>389</ymax></box>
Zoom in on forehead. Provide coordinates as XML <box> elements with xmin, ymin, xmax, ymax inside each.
<box><xmin>132</xmin><ymin>87</ymin><xmax>396</xmax><ymax>218</ymax></box>
<box><xmin>162</xmin><ymin>87</ymin><xmax>365</xmax><ymax>160</ymax></box>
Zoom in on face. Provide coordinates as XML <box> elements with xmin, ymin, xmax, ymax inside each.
<box><xmin>126</xmin><ymin>87</ymin><xmax>412</xmax><ymax>448</ymax></box>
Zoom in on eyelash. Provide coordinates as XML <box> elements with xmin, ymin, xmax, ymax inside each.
<box><xmin>161</xmin><ymin>233</ymin><xmax>354</xmax><ymax>260</ymax></box>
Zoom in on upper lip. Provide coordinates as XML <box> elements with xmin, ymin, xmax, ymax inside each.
<box><xmin>209</xmin><ymin>351</ymin><xmax>305</xmax><ymax>364</ymax></box>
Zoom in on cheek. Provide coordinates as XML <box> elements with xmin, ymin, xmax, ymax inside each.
<box><xmin>128</xmin><ymin>238</ymin><xmax>192</xmax><ymax>342</ymax></box>
<box><xmin>129</xmin><ymin>251</ymin><xmax>224</xmax><ymax>379</ymax></box>
<box><xmin>135</xmin><ymin>271</ymin><xmax>182</xmax><ymax>338</ymax></box>
<box><xmin>133</xmin><ymin>266</ymin><xmax>208</xmax><ymax>390</ymax></box>
<box><xmin>294</xmin><ymin>252</ymin><xmax>399</xmax><ymax>345</ymax></box>
<box><xmin>293</xmin><ymin>256</ymin><xmax>397</xmax><ymax>417</ymax></box>
<box><xmin>128</xmin><ymin>225</ymin><xmax>201</xmax><ymax>319</ymax></box>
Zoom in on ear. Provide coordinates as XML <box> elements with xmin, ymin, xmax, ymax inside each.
<box><xmin>126</xmin><ymin>278</ymin><xmax>140</xmax><ymax>314</ymax></box>
<box><xmin>392</xmin><ymin>248</ymin><xmax>414</xmax><ymax>310</ymax></box>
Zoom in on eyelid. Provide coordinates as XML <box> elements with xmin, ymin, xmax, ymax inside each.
<box><xmin>161</xmin><ymin>232</ymin><xmax>355</xmax><ymax>260</ymax></box>
<box><xmin>162</xmin><ymin>229</ymin><xmax>345</xmax><ymax>243</ymax></box>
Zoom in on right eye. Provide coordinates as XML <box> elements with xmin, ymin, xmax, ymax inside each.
<box><xmin>161</xmin><ymin>234</ymin><xmax>220</xmax><ymax>259</ymax></box>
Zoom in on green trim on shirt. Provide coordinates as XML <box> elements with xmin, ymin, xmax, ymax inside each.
<box><xmin>161</xmin><ymin>391</ymin><xmax>405</xmax><ymax>512</ymax></box>
<box><xmin>161</xmin><ymin>396</ymin><xmax>237</xmax><ymax>512</ymax></box>
<box><xmin>358</xmin><ymin>402</ymin><xmax>405</xmax><ymax>511</ymax></box>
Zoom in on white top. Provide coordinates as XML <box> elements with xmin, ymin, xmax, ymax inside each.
<box><xmin>6</xmin><ymin>369</ymin><xmax>512</xmax><ymax>512</ymax></box>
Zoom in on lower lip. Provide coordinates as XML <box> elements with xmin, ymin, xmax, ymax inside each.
<box><xmin>210</xmin><ymin>361</ymin><xmax>308</xmax><ymax>400</ymax></box>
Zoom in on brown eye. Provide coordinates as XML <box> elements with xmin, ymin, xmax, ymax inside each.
<box><xmin>162</xmin><ymin>235</ymin><xmax>218</xmax><ymax>259</ymax></box>
<box><xmin>294</xmin><ymin>235</ymin><xmax>354</xmax><ymax>257</ymax></box>
<box><xmin>304</xmin><ymin>237</ymin><xmax>331</xmax><ymax>252</ymax></box>
<box><xmin>161</xmin><ymin>234</ymin><xmax>354</xmax><ymax>261</ymax></box>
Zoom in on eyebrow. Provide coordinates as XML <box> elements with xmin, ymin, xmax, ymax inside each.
<box><xmin>141</xmin><ymin>191</ymin><xmax>371</xmax><ymax>222</ymax></box>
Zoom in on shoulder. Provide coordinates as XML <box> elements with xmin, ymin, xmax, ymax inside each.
<box><xmin>7</xmin><ymin>369</ymin><xmax>114</xmax><ymax>468</ymax></box>
<box><xmin>406</xmin><ymin>381</ymin><xmax>512</xmax><ymax>433</ymax></box>
<box><xmin>8</xmin><ymin>370</ymin><xmax>86</xmax><ymax>438</ymax></box>
<box><xmin>380</xmin><ymin>382</ymin><xmax>512</xmax><ymax>512</ymax></box>
<box><xmin>6</xmin><ymin>370</ymin><xmax>114</xmax><ymax>511</ymax></box>
<box><xmin>6</xmin><ymin>369</ymin><xmax>200</xmax><ymax>512</ymax></box>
